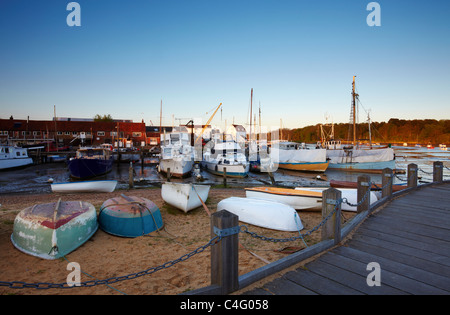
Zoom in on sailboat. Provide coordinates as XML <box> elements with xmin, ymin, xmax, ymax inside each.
<box><xmin>321</xmin><ymin>77</ymin><xmax>395</xmax><ymax>173</ymax></box>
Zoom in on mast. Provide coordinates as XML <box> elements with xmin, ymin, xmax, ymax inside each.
<box><xmin>352</xmin><ymin>76</ymin><xmax>359</xmax><ymax>146</ymax></box>
<box><xmin>250</xmin><ymin>88</ymin><xmax>253</xmax><ymax>142</ymax></box>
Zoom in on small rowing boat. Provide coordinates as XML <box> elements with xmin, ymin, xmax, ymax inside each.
<box><xmin>51</xmin><ymin>180</ymin><xmax>117</xmax><ymax>193</ymax></box>
<box><xmin>11</xmin><ymin>199</ymin><xmax>98</xmax><ymax>259</ymax></box>
<box><xmin>245</xmin><ymin>186</ymin><xmax>323</xmax><ymax>210</ymax></box>
<box><xmin>99</xmin><ymin>194</ymin><xmax>163</xmax><ymax>237</ymax></box>
<box><xmin>217</xmin><ymin>197</ymin><xmax>303</xmax><ymax>232</ymax></box>
<box><xmin>161</xmin><ymin>182</ymin><xmax>210</xmax><ymax>213</ymax></box>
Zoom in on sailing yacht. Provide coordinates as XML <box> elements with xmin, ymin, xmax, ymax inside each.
<box><xmin>322</xmin><ymin>76</ymin><xmax>395</xmax><ymax>172</ymax></box>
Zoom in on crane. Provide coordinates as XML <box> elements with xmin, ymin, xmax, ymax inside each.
<box><xmin>195</xmin><ymin>103</ymin><xmax>222</xmax><ymax>144</ymax></box>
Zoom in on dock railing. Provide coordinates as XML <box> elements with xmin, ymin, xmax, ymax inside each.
<box><xmin>186</xmin><ymin>161</ymin><xmax>447</xmax><ymax>295</ymax></box>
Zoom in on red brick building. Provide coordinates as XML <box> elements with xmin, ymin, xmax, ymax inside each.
<box><xmin>0</xmin><ymin>118</ymin><xmax>148</xmax><ymax>149</ymax></box>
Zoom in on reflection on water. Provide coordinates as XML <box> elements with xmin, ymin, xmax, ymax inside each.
<box><xmin>1</xmin><ymin>146</ymin><xmax>449</xmax><ymax>195</ymax></box>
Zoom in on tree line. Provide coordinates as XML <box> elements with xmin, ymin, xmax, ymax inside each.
<box><xmin>280</xmin><ymin>119</ymin><xmax>450</xmax><ymax>145</ymax></box>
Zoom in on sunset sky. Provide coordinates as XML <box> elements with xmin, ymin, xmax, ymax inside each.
<box><xmin>1</xmin><ymin>0</ymin><xmax>449</xmax><ymax>129</ymax></box>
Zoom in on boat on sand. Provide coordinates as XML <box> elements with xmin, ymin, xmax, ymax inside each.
<box><xmin>51</xmin><ymin>180</ymin><xmax>117</xmax><ymax>193</ymax></box>
<box><xmin>217</xmin><ymin>197</ymin><xmax>303</xmax><ymax>232</ymax></box>
<box><xmin>161</xmin><ymin>182</ymin><xmax>210</xmax><ymax>213</ymax></box>
<box><xmin>99</xmin><ymin>194</ymin><xmax>163</xmax><ymax>237</ymax></box>
<box><xmin>11</xmin><ymin>199</ymin><xmax>98</xmax><ymax>260</ymax></box>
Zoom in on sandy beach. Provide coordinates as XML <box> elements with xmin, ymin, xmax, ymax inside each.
<box><xmin>0</xmin><ymin>186</ymin><xmax>352</xmax><ymax>295</ymax></box>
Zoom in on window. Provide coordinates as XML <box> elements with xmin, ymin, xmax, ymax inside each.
<box><xmin>97</xmin><ymin>131</ymin><xmax>105</xmax><ymax>136</ymax></box>
<box><xmin>65</xmin><ymin>131</ymin><xmax>70</xmax><ymax>135</ymax></box>
<box><xmin>72</xmin><ymin>131</ymin><xmax>78</xmax><ymax>136</ymax></box>
<box><xmin>132</xmin><ymin>132</ymin><xmax>142</xmax><ymax>137</ymax></box>
<box><xmin>33</xmin><ymin>131</ymin><xmax>41</xmax><ymax>136</ymax></box>
<box><xmin>57</xmin><ymin>131</ymin><xmax>63</xmax><ymax>135</ymax></box>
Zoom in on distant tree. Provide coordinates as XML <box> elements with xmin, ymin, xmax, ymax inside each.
<box><xmin>94</xmin><ymin>114</ymin><xmax>113</xmax><ymax>122</ymax></box>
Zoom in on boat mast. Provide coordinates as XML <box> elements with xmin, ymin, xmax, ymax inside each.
<box><xmin>250</xmin><ymin>88</ymin><xmax>253</xmax><ymax>143</ymax></box>
<box><xmin>352</xmin><ymin>76</ymin><xmax>359</xmax><ymax>146</ymax></box>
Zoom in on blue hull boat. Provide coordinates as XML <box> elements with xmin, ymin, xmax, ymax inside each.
<box><xmin>99</xmin><ymin>194</ymin><xmax>163</xmax><ymax>238</ymax></box>
<box><xmin>67</xmin><ymin>147</ymin><xmax>113</xmax><ymax>179</ymax></box>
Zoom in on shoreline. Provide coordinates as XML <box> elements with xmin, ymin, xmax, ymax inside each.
<box><xmin>0</xmin><ymin>186</ymin><xmax>340</xmax><ymax>295</ymax></box>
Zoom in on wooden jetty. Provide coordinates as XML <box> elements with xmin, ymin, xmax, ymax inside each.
<box><xmin>185</xmin><ymin>162</ymin><xmax>450</xmax><ymax>295</ymax></box>
<box><xmin>242</xmin><ymin>183</ymin><xmax>450</xmax><ymax>295</ymax></box>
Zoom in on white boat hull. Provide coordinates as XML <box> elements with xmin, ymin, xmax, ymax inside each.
<box><xmin>201</xmin><ymin>161</ymin><xmax>249</xmax><ymax>178</ymax></box>
<box><xmin>161</xmin><ymin>182</ymin><xmax>210</xmax><ymax>212</ymax></box>
<box><xmin>159</xmin><ymin>158</ymin><xmax>194</xmax><ymax>177</ymax></box>
<box><xmin>246</xmin><ymin>189</ymin><xmax>322</xmax><ymax>210</ymax></box>
<box><xmin>217</xmin><ymin>197</ymin><xmax>303</xmax><ymax>232</ymax></box>
<box><xmin>0</xmin><ymin>157</ymin><xmax>33</xmax><ymax>170</ymax></box>
<box><xmin>295</xmin><ymin>187</ymin><xmax>378</xmax><ymax>212</ymax></box>
<box><xmin>51</xmin><ymin>180</ymin><xmax>117</xmax><ymax>193</ymax></box>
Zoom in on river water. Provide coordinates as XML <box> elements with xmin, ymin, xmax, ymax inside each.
<box><xmin>1</xmin><ymin>146</ymin><xmax>449</xmax><ymax>195</ymax></box>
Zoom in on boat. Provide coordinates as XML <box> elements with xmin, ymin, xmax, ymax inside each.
<box><xmin>158</xmin><ymin>127</ymin><xmax>194</xmax><ymax>178</ymax></box>
<box><xmin>67</xmin><ymin>146</ymin><xmax>113</xmax><ymax>179</ymax></box>
<box><xmin>11</xmin><ymin>199</ymin><xmax>98</xmax><ymax>260</ymax></box>
<box><xmin>161</xmin><ymin>182</ymin><xmax>210</xmax><ymax>213</ymax></box>
<box><xmin>319</xmin><ymin>77</ymin><xmax>395</xmax><ymax>173</ymax></box>
<box><xmin>439</xmin><ymin>144</ymin><xmax>447</xmax><ymax>151</ymax></box>
<box><xmin>295</xmin><ymin>187</ymin><xmax>378</xmax><ymax>212</ymax></box>
<box><xmin>51</xmin><ymin>180</ymin><xmax>117</xmax><ymax>193</ymax></box>
<box><xmin>217</xmin><ymin>197</ymin><xmax>303</xmax><ymax>232</ymax></box>
<box><xmin>99</xmin><ymin>194</ymin><xmax>163</xmax><ymax>237</ymax></box>
<box><xmin>270</xmin><ymin>142</ymin><xmax>328</xmax><ymax>172</ymax></box>
<box><xmin>245</xmin><ymin>186</ymin><xmax>323</xmax><ymax>210</ymax></box>
<box><xmin>48</xmin><ymin>154</ymin><xmax>67</xmax><ymax>163</ymax></box>
<box><xmin>202</xmin><ymin>140</ymin><xmax>249</xmax><ymax>178</ymax></box>
<box><xmin>0</xmin><ymin>145</ymin><xmax>33</xmax><ymax>170</ymax></box>
<box><xmin>329</xmin><ymin>179</ymin><xmax>406</xmax><ymax>192</ymax></box>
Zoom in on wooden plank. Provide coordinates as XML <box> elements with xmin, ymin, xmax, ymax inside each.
<box><xmin>262</xmin><ymin>277</ymin><xmax>317</xmax><ymax>295</ymax></box>
<box><xmin>334</xmin><ymin>246</ymin><xmax>450</xmax><ymax>292</ymax></box>
<box><xmin>284</xmin><ymin>268</ymin><xmax>364</xmax><ymax>295</ymax></box>
<box><xmin>319</xmin><ymin>251</ymin><xmax>448</xmax><ymax>294</ymax></box>
<box><xmin>349</xmin><ymin>239</ymin><xmax>450</xmax><ymax>278</ymax></box>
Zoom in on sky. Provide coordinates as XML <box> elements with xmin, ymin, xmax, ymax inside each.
<box><xmin>1</xmin><ymin>0</ymin><xmax>449</xmax><ymax>130</ymax></box>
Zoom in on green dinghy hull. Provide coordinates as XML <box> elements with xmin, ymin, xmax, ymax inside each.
<box><xmin>11</xmin><ymin>200</ymin><xmax>98</xmax><ymax>260</ymax></box>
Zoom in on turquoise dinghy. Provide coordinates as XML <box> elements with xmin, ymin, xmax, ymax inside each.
<box><xmin>11</xmin><ymin>199</ymin><xmax>98</xmax><ymax>260</ymax></box>
<box><xmin>99</xmin><ymin>194</ymin><xmax>163</xmax><ymax>237</ymax></box>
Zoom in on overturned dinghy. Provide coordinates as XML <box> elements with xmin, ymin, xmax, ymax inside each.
<box><xmin>217</xmin><ymin>197</ymin><xmax>303</xmax><ymax>232</ymax></box>
<box><xmin>99</xmin><ymin>194</ymin><xmax>163</xmax><ymax>237</ymax></box>
<box><xmin>161</xmin><ymin>182</ymin><xmax>210</xmax><ymax>213</ymax></box>
<box><xmin>11</xmin><ymin>199</ymin><xmax>98</xmax><ymax>260</ymax></box>
<box><xmin>51</xmin><ymin>180</ymin><xmax>117</xmax><ymax>193</ymax></box>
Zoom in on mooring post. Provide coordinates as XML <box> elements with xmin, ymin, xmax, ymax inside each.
<box><xmin>407</xmin><ymin>163</ymin><xmax>418</xmax><ymax>188</ymax></box>
<box><xmin>210</xmin><ymin>210</ymin><xmax>239</xmax><ymax>295</ymax></box>
<box><xmin>433</xmin><ymin>161</ymin><xmax>443</xmax><ymax>183</ymax></box>
<box><xmin>382</xmin><ymin>168</ymin><xmax>393</xmax><ymax>198</ymax></box>
<box><xmin>321</xmin><ymin>188</ymin><xmax>342</xmax><ymax>245</ymax></box>
<box><xmin>128</xmin><ymin>162</ymin><xmax>134</xmax><ymax>188</ymax></box>
<box><xmin>223</xmin><ymin>167</ymin><xmax>227</xmax><ymax>187</ymax></box>
<box><xmin>167</xmin><ymin>167</ymin><xmax>171</xmax><ymax>182</ymax></box>
<box><xmin>357</xmin><ymin>175</ymin><xmax>371</xmax><ymax>213</ymax></box>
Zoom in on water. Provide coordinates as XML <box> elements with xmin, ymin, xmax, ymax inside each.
<box><xmin>1</xmin><ymin>146</ymin><xmax>449</xmax><ymax>195</ymax></box>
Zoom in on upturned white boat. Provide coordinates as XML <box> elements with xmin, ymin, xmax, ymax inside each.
<box><xmin>245</xmin><ymin>187</ymin><xmax>323</xmax><ymax>210</ymax></box>
<box><xmin>161</xmin><ymin>182</ymin><xmax>210</xmax><ymax>212</ymax></box>
<box><xmin>0</xmin><ymin>145</ymin><xmax>33</xmax><ymax>170</ymax></box>
<box><xmin>51</xmin><ymin>180</ymin><xmax>117</xmax><ymax>193</ymax></box>
<box><xmin>217</xmin><ymin>197</ymin><xmax>303</xmax><ymax>232</ymax></box>
<box><xmin>295</xmin><ymin>187</ymin><xmax>378</xmax><ymax>212</ymax></box>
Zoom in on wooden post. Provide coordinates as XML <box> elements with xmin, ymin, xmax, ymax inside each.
<box><xmin>407</xmin><ymin>163</ymin><xmax>418</xmax><ymax>188</ymax></box>
<box><xmin>223</xmin><ymin>167</ymin><xmax>227</xmax><ymax>187</ymax></box>
<box><xmin>210</xmin><ymin>210</ymin><xmax>239</xmax><ymax>295</ymax></box>
<box><xmin>128</xmin><ymin>162</ymin><xmax>134</xmax><ymax>188</ymax></box>
<box><xmin>268</xmin><ymin>172</ymin><xmax>276</xmax><ymax>185</ymax></box>
<box><xmin>433</xmin><ymin>161</ymin><xmax>443</xmax><ymax>183</ymax></box>
<box><xmin>167</xmin><ymin>167</ymin><xmax>171</xmax><ymax>182</ymax></box>
<box><xmin>357</xmin><ymin>175</ymin><xmax>371</xmax><ymax>213</ymax></box>
<box><xmin>382</xmin><ymin>168</ymin><xmax>393</xmax><ymax>198</ymax></box>
<box><xmin>321</xmin><ymin>188</ymin><xmax>342</xmax><ymax>245</ymax></box>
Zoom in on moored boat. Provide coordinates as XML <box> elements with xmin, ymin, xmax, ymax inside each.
<box><xmin>161</xmin><ymin>182</ymin><xmax>210</xmax><ymax>213</ymax></box>
<box><xmin>245</xmin><ymin>186</ymin><xmax>323</xmax><ymax>210</ymax></box>
<box><xmin>0</xmin><ymin>145</ymin><xmax>33</xmax><ymax>170</ymax></box>
<box><xmin>51</xmin><ymin>180</ymin><xmax>117</xmax><ymax>193</ymax></box>
<box><xmin>202</xmin><ymin>141</ymin><xmax>249</xmax><ymax>178</ymax></box>
<box><xmin>270</xmin><ymin>142</ymin><xmax>328</xmax><ymax>172</ymax></box>
<box><xmin>158</xmin><ymin>128</ymin><xmax>194</xmax><ymax>178</ymax></box>
<box><xmin>11</xmin><ymin>199</ymin><xmax>98</xmax><ymax>259</ymax></box>
<box><xmin>67</xmin><ymin>147</ymin><xmax>113</xmax><ymax>179</ymax></box>
<box><xmin>217</xmin><ymin>197</ymin><xmax>303</xmax><ymax>232</ymax></box>
<box><xmin>99</xmin><ymin>194</ymin><xmax>163</xmax><ymax>237</ymax></box>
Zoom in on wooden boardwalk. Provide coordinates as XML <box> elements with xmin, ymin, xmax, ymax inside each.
<box><xmin>242</xmin><ymin>184</ymin><xmax>450</xmax><ymax>295</ymax></box>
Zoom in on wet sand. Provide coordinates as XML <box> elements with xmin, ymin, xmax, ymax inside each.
<box><xmin>0</xmin><ymin>186</ymin><xmax>349</xmax><ymax>295</ymax></box>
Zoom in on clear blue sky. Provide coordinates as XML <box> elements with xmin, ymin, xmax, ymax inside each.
<box><xmin>1</xmin><ymin>0</ymin><xmax>449</xmax><ymax>129</ymax></box>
